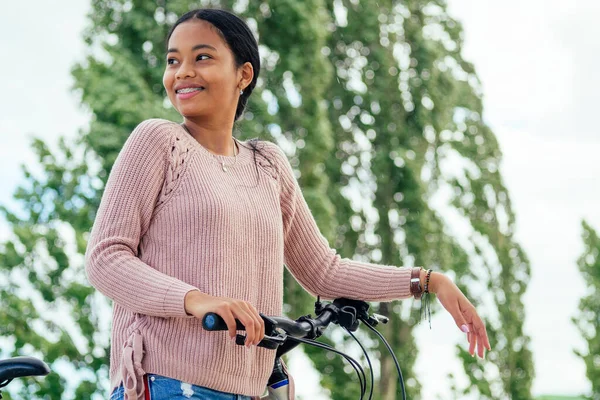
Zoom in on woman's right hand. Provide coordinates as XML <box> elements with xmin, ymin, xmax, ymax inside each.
<box><xmin>184</xmin><ymin>290</ymin><xmax>265</xmax><ymax>347</ymax></box>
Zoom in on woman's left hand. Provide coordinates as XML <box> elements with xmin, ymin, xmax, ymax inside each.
<box><xmin>429</xmin><ymin>272</ymin><xmax>492</xmax><ymax>358</ymax></box>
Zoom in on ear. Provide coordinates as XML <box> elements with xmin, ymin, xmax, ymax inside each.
<box><xmin>238</xmin><ymin>61</ymin><xmax>254</xmax><ymax>91</ymax></box>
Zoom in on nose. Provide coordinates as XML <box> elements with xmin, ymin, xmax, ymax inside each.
<box><xmin>175</xmin><ymin>60</ymin><xmax>196</xmax><ymax>80</ymax></box>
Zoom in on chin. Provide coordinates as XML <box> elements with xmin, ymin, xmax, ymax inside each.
<box><xmin>177</xmin><ymin>105</ymin><xmax>207</xmax><ymax>119</ymax></box>
<box><xmin>180</xmin><ymin>112</ymin><xmax>208</xmax><ymax>120</ymax></box>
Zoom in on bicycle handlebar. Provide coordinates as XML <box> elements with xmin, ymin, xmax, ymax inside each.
<box><xmin>202</xmin><ymin>310</ymin><xmax>336</xmax><ymax>337</ymax></box>
<box><xmin>201</xmin><ymin>298</ymin><xmax>388</xmax><ymax>357</ymax></box>
<box><xmin>202</xmin><ymin>305</ymin><xmax>338</xmax><ymax>356</ymax></box>
<box><xmin>201</xmin><ymin>297</ymin><xmax>403</xmax><ymax>400</ymax></box>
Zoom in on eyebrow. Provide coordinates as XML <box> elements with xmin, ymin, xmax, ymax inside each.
<box><xmin>166</xmin><ymin>44</ymin><xmax>217</xmax><ymax>54</ymax></box>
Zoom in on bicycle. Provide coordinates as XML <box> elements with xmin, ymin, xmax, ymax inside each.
<box><xmin>202</xmin><ymin>297</ymin><xmax>406</xmax><ymax>400</ymax></box>
<box><xmin>0</xmin><ymin>356</ymin><xmax>50</xmax><ymax>399</ymax></box>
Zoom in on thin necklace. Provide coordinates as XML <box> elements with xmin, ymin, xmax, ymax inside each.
<box><xmin>181</xmin><ymin>124</ymin><xmax>238</xmax><ymax>172</ymax></box>
<box><xmin>221</xmin><ymin>138</ymin><xmax>238</xmax><ymax>172</ymax></box>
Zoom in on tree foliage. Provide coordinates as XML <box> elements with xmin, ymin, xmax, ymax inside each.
<box><xmin>574</xmin><ymin>221</ymin><xmax>600</xmax><ymax>400</ymax></box>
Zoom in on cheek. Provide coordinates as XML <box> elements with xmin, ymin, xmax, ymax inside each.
<box><xmin>162</xmin><ymin>72</ymin><xmax>176</xmax><ymax>103</ymax></box>
<box><xmin>162</xmin><ymin>71</ymin><xmax>171</xmax><ymax>92</ymax></box>
<box><xmin>209</xmin><ymin>74</ymin><xmax>236</xmax><ymax>99</ymax></box>
<box><xmin>162</xmin><ymin>71</ymin><xmax>178</xmax><ymax>110</ymax></box>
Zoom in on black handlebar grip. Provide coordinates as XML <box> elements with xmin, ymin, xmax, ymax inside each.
<box><xmin>202</xmin><ymin>313</ymin><xmax>246</xmax><ymax>331</ymax></box>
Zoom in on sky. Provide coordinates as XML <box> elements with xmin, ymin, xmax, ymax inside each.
<box><xmin>0</xmin><ymin>0</ymin><xmax>598</xmax><ymax>398</ymax></box>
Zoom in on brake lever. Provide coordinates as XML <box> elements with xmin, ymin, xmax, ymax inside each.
<box><xmin>235</xmin><ymin>333</ymin><xmax>287</xmax><ymax>350</ymax></box>
<box><xmin>235</xmin><ymin>314</ymin><xmax>288</xmax><ymax>349</ymax></box>
<box><xmin>363</xmin><ymin>313</ymin><xmax>389</xmax><ymax>327</ymax></box>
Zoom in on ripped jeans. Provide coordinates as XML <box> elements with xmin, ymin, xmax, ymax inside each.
<box><xmin>109</xmin><ymin>373</ymin><xmax>253</xmax><ymax>400</ymax></box>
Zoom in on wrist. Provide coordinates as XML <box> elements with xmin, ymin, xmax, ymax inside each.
<box><xmin>421</xmin><ymin>271</ymin><xmax>446</xmax><ymax>294</ymax></box>
<box><xmin>184</xmin><ymin>289</ymin><xmax>205</xmax><ymax>315</ymax></box>
<box><xmin>418</xmin><ymin>269</ymin><xmax>432</xmax><ymax>293</ymax></box>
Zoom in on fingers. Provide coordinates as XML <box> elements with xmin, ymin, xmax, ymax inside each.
<box><xmin>445</xmin><ymin>303</ymin><xmax>468</xmax><ymax>334</ymax></box>
<box><xmin>217</xmin><ymin>300</ymin><xmax>264</xmax><ymax>347</ymax></box>
<box><xmin>193</xmin><ymin>293</ymin><xmax>264</xmax><ymax>347</ymax></box>
<box><xmin>468</xmin><ymin>329</ymin><xmax>476</xmax><ymax>356</ymax></box>
<box><xmin>448</xmin><ymin>303</ymin><xmax>480</xmax><ymax>359</ymax></box>
<box><xmin>465</xmin><ymin>312</ymin><xmax>492</xmax><ymax>358</ymax></box>
<box><xmin>217</xmin><ymin>307</ymin><xmax>240</xmax><ymax>341</ymax></box>
<box><xmin>442</xmin><ymin>294</ymin><xmax>485</xmax><ymax>359</ymax></box>
<box><xmin>456</xmin><ymin>299</ymin><xmax>491</xmax><ymax>359</ymax></box>
<box><xmin>239</xmin><ymin>301</ymin><xmax>265</xmax><ymax>346</ymax></box>
<box><xmin>476</xmin><ymin>317</ymin><xmax>492</xmax><ymax>351</ymax></box>
<box><xmin>471</xmin><ymin>314</ymin><xmax>491</xmax><ymax>358</ymax></box>
<box><xmin>474</xmin><ymin>323</ymin><xmax>484</xmax><ymax>358</ymax></box>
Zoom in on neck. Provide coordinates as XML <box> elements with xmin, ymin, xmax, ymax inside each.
<box><xmin>182</xmin><ymin>118</ymin><xmax>236</xmax><ymax>156</ymax></box>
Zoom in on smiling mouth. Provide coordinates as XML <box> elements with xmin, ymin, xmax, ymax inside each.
<box><xmin>175</xmin><ymin>87</ymin><xmax>205</xmax><ymax>94</ymax></box>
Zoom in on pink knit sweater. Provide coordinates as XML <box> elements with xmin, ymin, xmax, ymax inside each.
<box><xmin>85</xmin><ymin>119</ymin><xmax>413</xmax><ymax>399</ymax></box>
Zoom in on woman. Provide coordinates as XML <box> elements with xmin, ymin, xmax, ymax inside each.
<box><xmin>85</xmin><ymin>8</ymin><xmax>491</xmax><ymax>400</ymax></box>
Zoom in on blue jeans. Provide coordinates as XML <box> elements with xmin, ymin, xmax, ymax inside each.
<box><xmin>109</xmin><ymin>373</ymin><xmax>253</xmax><ymax>400</ymax></box>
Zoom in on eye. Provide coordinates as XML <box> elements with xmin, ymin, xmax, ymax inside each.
<box><xmin>166</xmin><ymin>54</ymin><xmax>210</xmax><ymax>65</ymax></box>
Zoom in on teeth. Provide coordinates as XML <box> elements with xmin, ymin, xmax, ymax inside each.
<box><xmin>176</xmin><ymin>87</ymin><xmax>204</xmax><ymax>94</ymax></box>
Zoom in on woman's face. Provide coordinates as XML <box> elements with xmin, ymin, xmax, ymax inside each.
<box><xmin>163</xmin><ymin>19</ymin><xmax>244</xmax><ymax>120</ymax></box>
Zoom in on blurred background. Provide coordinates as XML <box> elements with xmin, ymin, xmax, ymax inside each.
<box><xmin>1</xmin><ymin>0</ymin><xmax>599</xmax><ymax>399</ymax></box>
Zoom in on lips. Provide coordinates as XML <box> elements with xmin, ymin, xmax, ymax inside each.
<box><xmin>175</xmin><ymin>88</ymin><xmax>204</xmax><ymax>100</ymax></box>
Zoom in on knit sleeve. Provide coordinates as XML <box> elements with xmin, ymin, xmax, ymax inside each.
<box><xmin>85</xmin><ymin>119</ymin><xmax>199</xmax><ymax>318</ymax></box>
<box><xmin>269</xmin><ymin>143</ymin><xmax>413</xmax><ymax>302</ymax></box>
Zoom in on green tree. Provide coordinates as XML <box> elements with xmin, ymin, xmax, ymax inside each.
<box><xmin>574</xmin><ymin>221</ymin><xmax>600</xmax><ymax>399</ymax></box>
<box><xmin>0</xmin><ymin>0</ymin><xmax>534</xmax><ymax>399</ymax></box>
<box><xmin>308</xmin><ymin>1</ymin><xmax>534</xmax><ymax>399</ymax></box>
<box><xmin>0</xmin><ymin>137</ymin><xmax>108</xmax><ymax>398</ymax></box>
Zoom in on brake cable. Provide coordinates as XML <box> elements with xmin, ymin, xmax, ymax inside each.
<box><xmin>287</xmin><ymin>336</ymin><xmax>367</xmax><ymax>399</ymax></box>
<box><xmin>361</xmin><ymin>319</ymin><xmax>406</xmax><ymax>400</ymax></box>
<box><xmin>329</xmin><ymin>298</ymin><xmax>406</xmax><ymax>400</ymax></box>
<box><xmin>344</xmin><ymin>328</ymin><xmax>374</xmax><ymax>400</ymax></box>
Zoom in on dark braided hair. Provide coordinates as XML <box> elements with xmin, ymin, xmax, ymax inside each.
<box><xmin>166</xmin><ymin>8</ymin><xmax>275</xmax><ymax>181</ymax></box>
